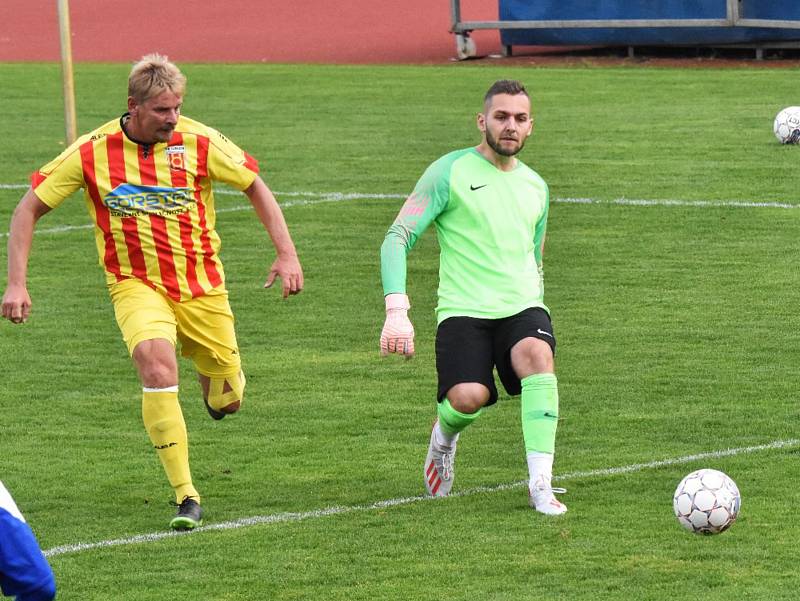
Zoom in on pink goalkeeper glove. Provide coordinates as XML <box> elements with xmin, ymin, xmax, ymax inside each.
<box><xmin>380</xmin><ymin>293</ymin><xmax>415</xmax><ymax>357</ymax></box>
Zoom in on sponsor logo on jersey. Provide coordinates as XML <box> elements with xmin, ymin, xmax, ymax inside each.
<box><xmin>165</xmin><ymin>145</ymin><xmax>186</xmax><ymax>171</ymax></box>
<box><xmin>103</xmin><ymin>183</ymin><xmax>195</xmax><ymax>217</ymax></box>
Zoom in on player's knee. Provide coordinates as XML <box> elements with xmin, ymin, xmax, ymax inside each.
<box><xmin>136</xmin><ymin>357</ymin><xmax>178</xmax><ymax>388</ymax></box>
<box><xmin>133</xmin><ymin>342</ymin><xmax>178</xmax><ymax>388</ymax></box>
<box><xmin>207</xmin><ymin>371</ymin><xmax>246</xmax><ymax>414</ymax></box>
<box><xmin>140</xmin><ymin>365</ymin><xmax>178</xmax><ymax>389</ymax></box>
<box><xmin>447</xmin><ymin>382</ymin><xmax>490</xmax><ymax>414</ymax></box>
<box><xmin>512</xmin><ymin>337</ymin><xmax>553</xmax><ymax>374</ymax></box>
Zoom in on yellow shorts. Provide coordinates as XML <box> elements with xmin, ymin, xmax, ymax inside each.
<box><xmin>109</xmin><ymin>278</ymin><xmax>241</xmax><ymax>378</ymax></box>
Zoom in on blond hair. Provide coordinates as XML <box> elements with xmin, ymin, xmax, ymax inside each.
<box><xmin>128</xmin><ymin>53</ymin><xmax>186</xmax><ymax>103</ymax></box>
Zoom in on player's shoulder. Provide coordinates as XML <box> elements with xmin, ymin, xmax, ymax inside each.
<box><xmin>514</xmin><ymin>159</ymin><xmax>548</xmax><ymax>187</ymax></box>
<box><xmin>176</xmin><ymin>116</ymin><xmax>237</xmax><ymax>146</ymax></box>
<box><xmin>61</xmin><ymin>117</ymin><xmax>121</xmax><ymax>152</ymax></box>
<box><xmin>434</xmin><ymin>147</ymin><xmax>475</xmax><ymax>167</ymax></box>
<box><xmin>36</xmin><ymin>117</ymin><xmax>120</xmax><ymax>175</ymax></box>
<box><xmin>423</xmin><ymin>147</ymin><xmax>474</xmax><ymax>179</ymax></box>
<box><xmin>175</xmin><ymin>115</ymin><xmax>210</xmax><ymax>136</ymax></box>
<box><xmin>92</xmin><ymin>116</ymin><xmax>123</xmax><ymax>135</ymax></box>
<box><xmin>514</xmin><ymin>157</ymin><xmax>542</xmax><ymax>178</ymax></box>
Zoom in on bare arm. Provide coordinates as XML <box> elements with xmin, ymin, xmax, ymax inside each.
<box><xmin>2</xmin><ymin>188</ymin><xmax>52</xmax><ymax>323</ymax></box>
<box><xmin>244</xmin><ymin>176</ymin><xmax>303</xmax><ymax>298</ymax></box>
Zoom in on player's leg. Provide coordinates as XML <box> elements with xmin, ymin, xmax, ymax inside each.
<box><xmin>110</xmin><ymin>280</ymin><xmax>202</xmax><ymax>529</ymax></box>
<box><xmin>496</xmin><ymin>307</ymin><xmax>566</xmax><ymax>515</ymax></box>
<box><xmin>513</xmin><ymin>340</ymin><xmax>566</xmax><ymax>515</ymax></box>
<box><xmin>425</xmin><ymin>317</ymin><xmax>496</xmax><ymax>496</ymax></box>
<box><xmin>133</xmin><ymin>338</ymin><xmax>202</xmax><ymax>529</ymax></box>
<box><xmin>197</xmin><ymin>370</ymin><xmax>245</xmax><ymax>420</ymax></box>
<box><xmin>174</xmin><ymin>289</ymin><xmax>243</xmax><ymax>420</ymax></box>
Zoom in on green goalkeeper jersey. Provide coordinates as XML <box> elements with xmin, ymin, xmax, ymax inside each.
<box><xmin>381</xmin><ymin>147</ymin><xmax>550</xmax><ymax>324</ymax></box>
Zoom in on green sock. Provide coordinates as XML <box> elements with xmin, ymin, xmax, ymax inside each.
<box><xmin>437</xmin><ymin>398</ymin><xmax>482</xmax><ymax>436</ymax></box>
<box><xmin>520</xmin><ymin>373</ymin><xmax>559</xmax><ymax>454</ymax></box>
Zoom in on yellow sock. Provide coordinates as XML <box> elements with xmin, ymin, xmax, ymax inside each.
<box><xmin>142</xmin><ymin>387</ymin><xmax>199</xmax><ymax>504</ymax></box>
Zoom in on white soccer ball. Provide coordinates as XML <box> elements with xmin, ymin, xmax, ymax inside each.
<box><xmin>773</xmin><ymin>106</ymin><xmax>800</xmax><ymax>144</ymax></box>
<box><xmin>673</xmin><ymin>468</ymin><xmax>740</xmax><ymax>535</ymax></box>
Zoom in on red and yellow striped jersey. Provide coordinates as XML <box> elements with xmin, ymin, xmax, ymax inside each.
<box><xmin>31</xmin><ymin>114</ymin><xmax>259</xmax><ymax>301</ymax></box>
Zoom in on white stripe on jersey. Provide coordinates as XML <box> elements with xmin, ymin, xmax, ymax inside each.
<box><xmin>0</xmin><ymin>480</ymin><xmax>26</xmax><ymax>522</ymax></box>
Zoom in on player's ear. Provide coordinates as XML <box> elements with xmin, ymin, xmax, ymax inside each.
<box><xmin>127</xmin><ymin>96</ymin><xmax>138</xmax><ymax>115</ymax></box>
<box><xmin>477</xmin><ymin>112</ymin><xmax>486</xmax><ymax>133</ymax></box>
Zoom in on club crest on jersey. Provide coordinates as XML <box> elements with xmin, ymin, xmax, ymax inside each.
<box><xmin>103</xmin><ymin>183</ymin><xmax>195</xmax><ymax>217</ymax></box>
<box><xmin>165</xmin><ymin>145</ymin><xmax>186</xmax><ymax>171</ymax></box>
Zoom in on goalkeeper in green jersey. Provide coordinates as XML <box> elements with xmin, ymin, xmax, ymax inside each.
<box><xmin>380</xmin><ymin>79</ymin><xmax>566</xmax><ymax>515</ymax></box>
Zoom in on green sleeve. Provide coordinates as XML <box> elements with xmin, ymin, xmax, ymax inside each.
<box><xmin>380</xmin><ymin>156</ymin><xmax>452</xmax><ymax>295</ymax></box>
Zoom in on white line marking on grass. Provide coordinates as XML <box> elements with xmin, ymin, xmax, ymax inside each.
<box><xmin>557</xmin><ymin>197</ymin><xmax>800</xmax><ymax>210</ymax></box>
<box><xmin>0</xmin><ymin>223</ymin><xmax>95</xmax><ymax>237</ymax></box>
<box><xmin>43</xmin><ymin>438</ymin><xmax>798</xmax><ymax>558</ymax></box>
<box><xmin>3</xmin><ymin>182</ymin><xmax>800</xmax><ymax>209</ymax></box>
<box><xmin>1</xmin><ymin>187</ymin><xmax>799</xmax><ymax>239</ymax></box>
<box><xmin>3</xmin><ymin>189</ymin><xmax>799</xmax><ymax>239</ymax></box>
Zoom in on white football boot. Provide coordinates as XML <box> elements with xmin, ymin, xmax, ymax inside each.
<box><xmin>529</xmin><ymin>473</ymin><xmax>568</xmax><ymax>515</ymax></box>
<box><xmin>424</xmin><ymin>420</ymin><xmax>458</xmax><ymax>496</ymax></box>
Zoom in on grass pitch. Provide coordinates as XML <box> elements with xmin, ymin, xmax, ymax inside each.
<box><xmin>1</xmin><ymin>61</ymin><xmax>800</xmax><ymax>600</ymax></box>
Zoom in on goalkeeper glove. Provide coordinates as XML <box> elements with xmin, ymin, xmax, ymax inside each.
<box><xmin>380</xmin><ymin>293</ymin><xmax>415</xmax><ymax>357</ymax></box>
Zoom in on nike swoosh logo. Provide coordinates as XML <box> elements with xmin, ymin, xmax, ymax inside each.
<box><xmin>536</xmin><ymin>328</ymin><xmax>553</xmax><ymax>338</ymax></box>
<box><xmin>470</xmin><ymin>184</ymin><xmax>487</xmax><ymax>191</ymax></box>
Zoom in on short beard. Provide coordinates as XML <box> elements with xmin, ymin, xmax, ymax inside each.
<box><xmin>154</xmin><ymin>127</ymin><xmax>175</xmax><ymax>143</ymax></box>
<box><xmin>485</xmin><ymin>129</ymin><xmax>524</xmax><ymax>157</ymax></box>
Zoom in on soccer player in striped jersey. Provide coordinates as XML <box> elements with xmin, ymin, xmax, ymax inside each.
<box><xmin>1</xmin><ymin>54</ymin><xmax>304</xmax><ymax>529</ymax></box>
<box><xmin>0</xmin><ymin>480</ymin><xmax>56</xmax><ymax>601</ymax></box>
<box><xmin>380</xmin><ymin>80</ymin><xmax>567</xmax><ymax>515</ymax></box>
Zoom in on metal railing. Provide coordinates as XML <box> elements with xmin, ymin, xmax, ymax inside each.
<box><xmin>449</xmin><ymin>0</ymin><xmax>800</xmax><ymax>58</ymax></box>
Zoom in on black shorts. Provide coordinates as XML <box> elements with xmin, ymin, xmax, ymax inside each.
<box><xmin>435</xmin><ymin>307</ymin><xmax>555</xmax><ymax>406</ymax></box>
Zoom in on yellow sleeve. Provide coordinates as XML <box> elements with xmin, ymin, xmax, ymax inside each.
<box><xmin>205</xmin><ymin>127</ymin><xmax>259</xmax><ymax>191</ymax></box>
<box><xmin>31</xmin><ymin>144</ymin><xmax>86</xmax><ymax>208</ymax></box>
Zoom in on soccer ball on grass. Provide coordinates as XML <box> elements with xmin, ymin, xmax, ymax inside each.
<box><xmin>773</xmin><ymin>106</ymin><xmax>800</xmax><ymax>144</ymax></box>
<box><xmin>673</xmin><ymin>468</ymin><xmax>740</xmax><ymax>535</ymax></box>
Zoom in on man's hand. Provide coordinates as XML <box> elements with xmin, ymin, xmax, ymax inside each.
<box><xmin>380</xmin><ymin>293</ymin><xmax>415</xmax><ymax>357</ymax></box>
<box><xmin>2</xmin><ymin>189</ymin><xmax>50</xmax><ymax>325</ymax></box>
<box><xmin>1</xmin><ymin>284</ymin><xmax>32</xmax><ymax>324</ymax></box>
<box><xmin>263</xmin><ymin>253</ymin><xmax>304</xmax><ymax>298</ymax></box>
